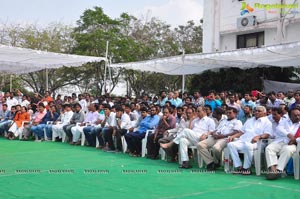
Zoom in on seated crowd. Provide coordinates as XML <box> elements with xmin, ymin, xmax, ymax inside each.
<box><xmin>0</xmin><ymin>88</ymin><xmax>300</xmax><ymax>180</ymax></box>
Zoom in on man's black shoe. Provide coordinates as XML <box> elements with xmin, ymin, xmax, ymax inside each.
<box><xmin>206</xmin><ymin>162</ymin><xmax>216</xmax><ymax>171</ymax></box>
<box><xmin>179</xmin><ymin>161</ymin><xmax>192</xmax><ymax>169</ymax></box>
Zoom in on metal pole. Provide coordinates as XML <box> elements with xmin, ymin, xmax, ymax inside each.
<box><xmin>10</xmin><ymin>75</ymin><xmax>12</xmax><ymax>92</ymax></box>
<box><xmin>103</xmin><ymin>41</ymin><xmax>109</xmax><ymax>95</ymax></box>
<box><xmin>108</xmin><ymin>57</ymin><xmax>112</xmax><ymax>93</ymax></box>
<box><xmin>181</xmin><ymin>49</ymin><xmax>185</xmax><ymax>95</ymax></box>
<box><xmin>45</xmin><ymin>68</ymin><xmax>49</xmax><ymax>91</ymax></box>
<box><xmin>182</xmin><ymin>75</ymin><xmax>185</xmax><ymax>94</ymax></box>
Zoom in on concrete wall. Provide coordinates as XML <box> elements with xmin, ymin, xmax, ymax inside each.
<box><xmin>203</xmin><ymin>0</ymin><xmax>300</xmax><ymax>53</ymax></box>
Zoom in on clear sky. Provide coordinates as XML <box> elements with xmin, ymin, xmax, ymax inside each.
<box><xmin>0</xmin><ymin>0</ymin><xmax>204</xmax><ymax>27</ymax></box>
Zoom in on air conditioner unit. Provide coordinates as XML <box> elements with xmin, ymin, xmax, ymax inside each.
<box><xmin>237</xmin><ymin>16</ymin><xmax>256</xmax><ymax>28</ymax></box>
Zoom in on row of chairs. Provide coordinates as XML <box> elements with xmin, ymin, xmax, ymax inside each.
<box><xmin>11</xmin><ymin>122</ymin><xmax>300</xmax><ymax>179</ymax></box>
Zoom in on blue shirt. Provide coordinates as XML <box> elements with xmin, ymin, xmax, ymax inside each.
<box><xmin>205</xmin><ymin>99</ymin><xmax>222</xmax><ymax>112</ymax></box>
<box><xmin>137</xmin><ymin>115</ymin><xmax>160</xmax><ymax>134</ymax></box>
<box><xmin>40</xmin><ymin>111</ymin><xmax>59</xmax><ymax>124</ymax></box>
<box><xmin>170</xmin><ymin>98</ymin><xmax>183</xmax><ymax>107</ymax></box>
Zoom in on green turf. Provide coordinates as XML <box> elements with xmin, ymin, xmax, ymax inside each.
<box><xmin>0</xmin><ymin>138</ymin><xmax>299</xmax><ymax>199</ymax></box>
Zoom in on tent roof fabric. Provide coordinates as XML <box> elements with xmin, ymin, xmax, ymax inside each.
<box><xmin>111</xmin><ymin>41</ymin><xmax>300</xmax><ymax>75</ymax></box>
<box><xmin>0</xmin><ymin>45</ymin><xmax>106</xmax><ymax>74</ymax></box>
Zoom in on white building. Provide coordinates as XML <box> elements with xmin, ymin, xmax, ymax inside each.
<box><xmin>203</xmin><ymin>0</ymin><xmax>300</xmax><ymax>53</ymax></box>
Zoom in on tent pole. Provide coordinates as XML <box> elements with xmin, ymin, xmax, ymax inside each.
<box><xmin>10</xmin><ymin>75</ymin><xmax>12</xmax><ymax>92</ymax></box>
<box><xmin>182</xmin><ymin>75</ymin><xmax>185</xmax><ymax>94</ymax></box>
<box><xmin>108</xmin><ymin>57</ymin><xmax>112</xmax><ymax>93</ymax></box>
<box><xmin>103</xmin><ymin>41</ymin><xmax>109</xmax><ymax>95</ymax></box>
<box><xmin>181</xmin><ymin>49</ymin><xmax>185</xmax><ymax>96</ymax></box>
<box><xmin>45</xmin><ymin>68</ymin><xmax>49</xmax><ymax>92</ymax></box>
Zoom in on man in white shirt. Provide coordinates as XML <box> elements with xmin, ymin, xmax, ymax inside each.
<box><xmin>227</xmin><ymin>105</ymin><xmax>272</xmax><ymax>175</ymax></box>
<box><xmin>79</xmin><ymin>94</ymin><xmax>88</xmax><ymax>113</ymax></box>
<box><xmin>198</xmin><ymin>107</ymin><xmax>242</xmax><ymax>171</ymax></box>
<box><xmin>161</xmin><ymin>106</ymin><xmax>215</xmax><ymax>168</ymax></box>
<box><xmin>113</xmin><ymin>106</ymin><xmax>131</xmax><ymax>152</ymax></box>
<box><xmin>5</xmin><ymin>91</ymin><xmax>18</xmax><ymax>111</ymax></box>
<box><xmin>159</xmin><ymin>107</ymin><xmax>195</xmax><ymax>162</ymax></box>
<box><xmin>265</xmin><ymin>107</ymin><xmax>300</xmax><ymax>180</ymax></box>
<box><xmin>101</xmin><ymin>104</ymin><xmax>117</xmax><ymax>151</ymax></box>
<box><xmin>52</xmin><ymin>104</ymin><xmax>74</xmax><ymax>141</ymax></box>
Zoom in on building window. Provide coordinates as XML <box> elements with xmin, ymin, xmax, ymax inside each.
<box><xmin>237</xmin><ymin>32</ymin><xmax>264</xmax><ymax>49</ymax></box>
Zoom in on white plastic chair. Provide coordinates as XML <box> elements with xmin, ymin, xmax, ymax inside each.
<box><xmin>223</xmin><ymin>138</ymin><xmax>270</xmax><ymax>175</ymax></box>
<box><xmin>178</xmin><ymin>145</ymin><xmax>203</xmax><ymax>168</ymax></box>
<box><xmin>253</xmin><ymin>139</ymin><xmax>271</xmax><ymax>176</ymax></box>
<box><xmin>293</xmin><ymin>138</ymin><xmax>300</xmax><ymax>180</ymax></box>
<box><xmin>51</xmin><ymin>121</ymin><xmax>62</xmax><ymax>142</ymax></box>
<box><xmin>121</xmin><ymin>135</ymin><xmax>127</xmax><ymax>153</ymax></box>
<box><xmin>142</xmin><ymin>130</ymin><xmax>153</xmax><ymax>157</ymax></box>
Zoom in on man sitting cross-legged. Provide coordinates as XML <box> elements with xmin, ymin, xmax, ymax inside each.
<box><xmin>146</xmin><ymin>106</ymin><xmax>176</xmax><ymax>160</ymax></box>
<box><xmin>161</xmin><ymin>106</ymin><xmax>215</xmax><ymax>168</ymax></box>
<box><xmin>159</xmin><ymin>107</ymin><xmax>195</xmax><ymax>162</ymax></box>
<box><xmin>197</xmin><ymin>107</ymin><xmax>242</xmax><ymax>171</ymax></box>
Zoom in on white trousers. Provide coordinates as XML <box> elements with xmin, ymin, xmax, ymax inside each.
<box><xmin>174</xmin><ymin>128</ymin><xmax>201</xmax><ymax>162</ymax></box>
<box><xmin>8</xmin><ymin>123</ymin><xmax>22</xmax><ymax>137</ymax></box>
<box><xmin>227</xmin><ymin>140</ymin><xmax>257</xmax><ymax>169</ymax></box>
<box><xmin>52</xmin><ymin>124</ymin><xmax>64</xmax><ymax>138</ymax></box>
<box><xmin>71</xmin><ymin>126</ymin><xmax>84</xmax><ymax>142</ymax></box>
<box><xmin>265</xmin><ymin>142</ymin><xmax>296</xmax><ymax>171</ymax></box>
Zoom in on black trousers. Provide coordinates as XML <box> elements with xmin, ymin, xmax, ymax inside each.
<box><xmin>146</xmin><ymin>133</ymin><xmax>163</xmax><ymax>158</ymax></box>
<box><xmin>115</xmin><ymin>129</ymin><xmax>127</xmax><ymax>151</ymax></box>
<box><xmin>102</xmin><ymin>128</ymin><xmax>115</xmax><ymax>150</ymax></box>
<box><xmin>124</xmin><ymin>131</ymin><xmax>146</xmax><ymax>154</ymax></box>
<box><xmin>63</xmin><ymin>124</ymin><xmax>75</xmax><ymax>142</ymax></box>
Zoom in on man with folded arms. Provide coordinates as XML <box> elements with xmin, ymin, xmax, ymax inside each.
<box><xmin>227</xmin><ymin>105</ymin><xmax>272</xmax><ymax>175</ymax></box>
<box><xmin>198</xmin><ymin>107</ymin><xmax>242</xmax><ymax>171</ymax></box>
<box><xmin>265</xmin><ymin>107</ymin><xmax>300</xmax><ymax>180</ymax></box>
<box><xmin>161</xmin><ymin>106</ymin><xmax>215</xmax><ymax>168</ymax></box>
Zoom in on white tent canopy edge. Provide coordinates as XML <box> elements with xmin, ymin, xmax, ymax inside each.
<box><xmin>110</xmin><ymin>41</ymin><xmax>300</xmax><ymax>75</ymax></box>
<box><xmin>0</xmin><ymin>44</ymin><xmax>106</xmax><ymax>74</ymax></box>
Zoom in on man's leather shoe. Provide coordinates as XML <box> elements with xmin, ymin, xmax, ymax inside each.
<box><xmin>179</xmin><ymin>161</ymin><xmax>192</xmax><ymax>169</ymax></box>
<box><xmin>206</xmin><ymin>162</ymin><xmax>216</xmax><ymax>171</ymax></box>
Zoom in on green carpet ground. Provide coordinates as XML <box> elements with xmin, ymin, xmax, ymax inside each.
<box><xmin>0</xmin><ymin>138</ymin><xmax>299</xmax><ymax>199</ymax></box>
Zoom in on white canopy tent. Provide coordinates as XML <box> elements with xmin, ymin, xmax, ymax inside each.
<box><xmin>111</xmin><ymin>41</ymin><xmax>300</xmax><ymax>75</ymax></box>
<box><xmin>111</xmin><ymin>41</ymin><xmax>300</xmax><ymax>92</ymax></box>
<box><xmin>0</xmin><ymin>45</ymin><xmax>106</xmax><ymax>74</ymax></box>
<box><xmin>0</xmin><ymin>44</ymin><xmax>106</xmax><ymax>91</ymax></box>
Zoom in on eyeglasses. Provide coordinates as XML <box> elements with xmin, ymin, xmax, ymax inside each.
<box><xmin>254</xmin><ymin>109</ymin><xmax>263</xmax><ymax>112</ymax></box>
